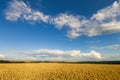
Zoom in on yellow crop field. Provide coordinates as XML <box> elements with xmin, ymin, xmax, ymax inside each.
<box><xmin>0</xmin><ymin>63</ymin><xmax>119</xmax><ymax>80</ymax></box>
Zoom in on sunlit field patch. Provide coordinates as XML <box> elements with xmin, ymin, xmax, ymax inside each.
<box><xmin>0</xmin><ymin>63</ymin><xmax>119</xmax><ymax>80</ymax></box>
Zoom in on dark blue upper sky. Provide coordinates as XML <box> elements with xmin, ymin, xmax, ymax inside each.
<box><xmin>0</xmin><ymin>0</ymin><xmax>120</xmax><ymax>61</ymax></box>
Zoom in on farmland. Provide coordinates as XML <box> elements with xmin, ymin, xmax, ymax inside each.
<box><xmin>0</xmin><ymin>63</ymin><xmax>119</xmax><ymax>80</ymax></box>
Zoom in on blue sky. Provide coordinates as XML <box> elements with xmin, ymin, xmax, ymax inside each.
<box><xmin>0</xmin><ymin>0</ymin><xmax>120</xmax><ymax>61</ymax></box>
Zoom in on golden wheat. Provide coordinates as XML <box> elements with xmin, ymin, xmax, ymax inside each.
<box><xmin>0</xmin><ymin>63</ymin><xmax>119</xmax><ymax>80</ymax></box>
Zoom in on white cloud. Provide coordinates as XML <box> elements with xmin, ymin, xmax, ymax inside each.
<box><xmin>0</xmin><ymin>54</ymin><xmax>6</xmax><ymax>58</ymax></box>
<box><xmin>51</xmin><ymin>14</ymin><xmax>87</xmax><ymax>38</ymax></box>
<box><xmin>51</xmin><ymin>14</ymin><xmax>81</xmax><ymax>29</ymax></box>
<box><xmin>91</xmin><ymin>44</ymin><xmax>120</xmax><ymax>50</ymax></box>
<box><xmin>0</xmin><ymin>50</ymin><xmax>120</xmax><ymax>61</ymax></box>
<box><xmin>91</xmin><ymin>1</ymin><xmax>120</xmax><ymax>21</ymax></box>
<box><xmin>26</xmin><ymin>57</ymin><xmax>37</xmax><ymax>60</ymax></box>
<box><xmin>104</xmin><ymin>44</ymin><xmax>120</xmax><ymax>50</ymax></box>
<box><xmin>50</xmin><ymin>1</ymin><xmax>120</xmax><ymax>38</ymax></box>
<box><xmin>87</xmin><ymin>1</ymin><xmax>120</xmax><ymax>36</ymax></box>
<box><xmin>67</xmin><ymin>30</ymin><xmax>81</xmax><ymax>38</ymax></box>
<box><xmin>5</xmin><ymin>0</ymin><xmax>120</xmax><ymax>38</ymax></box>
<box><xmin>24</xmin><ymin>49</ymin><xmax>102</xmax><ymax>60</ymax></box>
<box><xmin>102</xmin><ymin>53</ymin><xmax>120</xmax><ymax>61</ymax></box>
<box><xmin>5</xmin><ymin>0</ymin><xmax>49</xmax><ymax>22</ymax></box>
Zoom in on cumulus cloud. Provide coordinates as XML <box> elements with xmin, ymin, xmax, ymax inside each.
<box><xmin>23</xmin><ymin>49</ymin><xmax>102</xmax><ymax>60</ymax></box>
<box><xmin>5</xmin><ymin>0</ymin><xmax>120</xmax><ymax>38</ymax></box>
<box><xmin>0</xmin><ymin>51</ymin><xmax>119</xmax><ymax>61</ymax></box>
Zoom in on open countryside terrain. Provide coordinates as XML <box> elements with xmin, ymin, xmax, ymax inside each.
<box><xmin>0</xmin><ymin>63</ymin><xmax>119</xmax><ymax>80</ymax></box>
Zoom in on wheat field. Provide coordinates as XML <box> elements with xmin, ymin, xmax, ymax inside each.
<box><xmin>0</xmin><ymin>63</ymin><xmax>119</xmax><ymax>80</ymax></box>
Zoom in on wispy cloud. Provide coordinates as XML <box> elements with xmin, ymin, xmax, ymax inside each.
<box><xmin>5</xmin><ymin>0</ymin><xmax>49</xmax><ymax>22</ymax></box>
<box><xmin>5</xmin><ymin>0</ymin><xmax>120</xmax><ymax>38</ymax></box>
<box><xmin>90</xmin><ymin>44</ymin><xmax>120</xmax><ymax>50</ymax></box>
<box><xmin>102</xmin><ymin>53</ymin><xmax>120</xmax><ymax>61</ymax></box>
<box><xmin>104</xmin><ymin>44</ymin><xmax>120</xmax><ymax>50</ymax></box>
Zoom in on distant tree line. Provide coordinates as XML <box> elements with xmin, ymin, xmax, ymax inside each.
<box><xmin>0</xmin><ymin>60</ymin><xmax>120</xmax><ymax>64</ymax></box>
